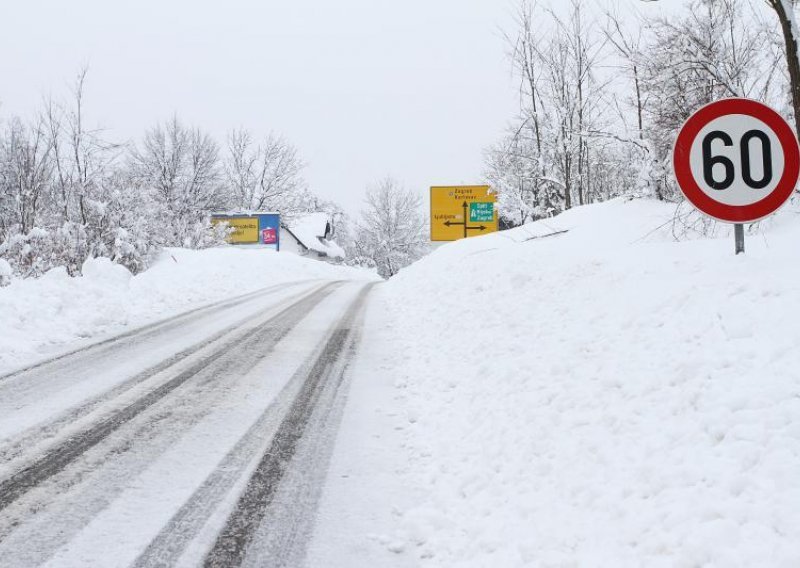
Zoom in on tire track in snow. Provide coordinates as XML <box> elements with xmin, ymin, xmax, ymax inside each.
<box><xmin>130</xmin><ymin>284</ymin><xmax>372</xmax><ymax>568</ymax></box>
<box><xmin>202</xmin><ymin>283</ymin><xmax>373</xmax><ymax>568</ymax></box>
<box><xmin>0</xmin><ymin>280</ymin><xmax>308</xmax><ymax>382</ymax></box>
<box><xmin>0</xmin><ymin>281</ymin><xmax>319</xmax><ymax>466</ymax></box>
<box><xmin>240</xmin><ymin>296</ymin><xmax>368</xmax><ymax>568</ymax></box>
<box><xmin>0</xmin><ymin>283</ymin><xmax>343</xmax><ymax>566</ymax></box>
<box><xmin>0</xmin><ymin>282</ymin><xmax>338</xmax><ymax>516</ymax></box>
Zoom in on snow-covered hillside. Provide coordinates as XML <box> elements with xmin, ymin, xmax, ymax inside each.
<box><xmin>314</xmin><ymin>197</ymin><xmax>800</xmax><ymax>567</ymax></box>
<box><xmin>0</xmin><ymin>247</ymin><xmax>376</xmax><ymax>374</ymax></box>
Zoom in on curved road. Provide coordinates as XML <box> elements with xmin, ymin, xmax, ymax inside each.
<box><xmin>0</xmin><ymin>280</ymin><xmax>373</xmax><ymax>568</ymax></box>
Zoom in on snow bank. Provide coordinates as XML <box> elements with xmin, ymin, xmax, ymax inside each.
<box><xmin>0</xmin><ymin>247</ymin><xmax>376</xmax><ymax>374</ymax></box>
<box><xmin>372</xmin><ymin>197</ymin><xmax>800</xmax><ymax>566</ymax></box>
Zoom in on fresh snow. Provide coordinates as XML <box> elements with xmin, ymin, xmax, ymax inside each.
<box><xmin>4</xmin><ymin>196</ymin><xmax>800</xmax><ymax>566</ymax></box>
<box><xmin>287</xmin><ymin>212</ymin><xmax>346</xmax><ymax>258</ymax></box>
<box><xmin>35</xmin><ymin>284</ymin><xmax>367</xmax><ymax>568</ymax></box>
<box><xmin>310</xmin><ymin>197</ymin><xmax>800</xmax><ymax>567</ymax></box>
<box><xmin>0</xmin><ymin>246</ymin><xmax>376</xmax><ymax>374</ymax></box>
<box><xmin>304</xmin><ymin>295</ymin><xmax>423</xmax><ymax>568</ymax></box>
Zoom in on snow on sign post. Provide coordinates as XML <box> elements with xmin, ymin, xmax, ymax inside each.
<box><xmin>673</xmin><ymin>98</ymin><xmax>800</xmax><ymax>254</ymax></box>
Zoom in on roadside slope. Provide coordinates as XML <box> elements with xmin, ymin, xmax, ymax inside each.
<box><xmin>313</xmin><ymin>197</ymin><xmax>800</xmax><ymax>567</ymax></box>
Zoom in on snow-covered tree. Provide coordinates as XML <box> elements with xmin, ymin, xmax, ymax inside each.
<box><xmin>224</xmin><ymin>129</ymin><xmax>307</xmax><ymax>218</ymax></box>
<box><xmin>351</xmin><ymin>178</ymin><xmax>428</xmax><ymax>278</ymax></box>
<box><xmin>484</xmin><ymin>128</ymin><xmax>560</xmax><ymax>226</ymax></box>
<box><xmin>488</xmin><ymin>0</ymin><xmax>631</xmax><ymax>221</ymax></box>
<box><xmin>40</xmin><ymin>68</ymin><xmax>133</xmax><ymax>274</ymax></box>
<box><xmin>766</xmin><ymin>0</ymin><xmax>800</xmax><ymax>138</ymax></box>
<box><xmin>640</xmin><ymin>0</ymin><xmax>780</xmax><ymax>200</ymax></box>
<box><xmin>129</xmin><ymin>116</ymin><xmax>227</xmax><ymax>247</ymax></box>
<box><xmin>0</xmin><ymin>117</ymin><xmax>52</xmax><ymax>237</ymax></box>
<box><xmin>487</xmin><ymin>0</ymin><xmax>788</xmax><ymax>220</ymax></box>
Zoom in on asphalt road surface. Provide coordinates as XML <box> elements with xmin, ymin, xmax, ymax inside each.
<box><xmin>0</xmin><ymin>280</ymin><xmax>373</xmax><ymax>568</ymax></box>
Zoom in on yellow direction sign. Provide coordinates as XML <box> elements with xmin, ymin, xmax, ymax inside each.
<box><xmin>430</xmin><ymin>185</ymin><xmax>498</xmax><ymax>241</ymax></box>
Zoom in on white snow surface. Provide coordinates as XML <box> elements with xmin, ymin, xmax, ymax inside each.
<box><xmin>320</xmin><ymin>197</ymin><xmax>800</xmax><ymax>567</ymax></box>
<box><xmin>0</xmin><ymin>246</ymin><xmax>376</xmax><ymax>374</ymax></box>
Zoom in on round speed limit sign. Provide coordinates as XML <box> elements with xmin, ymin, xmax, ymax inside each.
<box><xmin>673</xmin><ymin>98</ymin><xmax>800</xmax><ymax>223</ymax></box>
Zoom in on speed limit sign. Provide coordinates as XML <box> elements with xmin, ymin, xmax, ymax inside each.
<box><xmin>673</xmin><ymin>98</ymin><xmax>800</xmax><ymax>224</ymax></box>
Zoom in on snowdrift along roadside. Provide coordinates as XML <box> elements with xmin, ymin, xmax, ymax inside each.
<box><xmin>366</xmin><ymin>197</ymin><xmax>800</xmax><ymax>567</ymax></box>
<box><xmin>0</xmin><ymin>247</ymin><xmax>377</xmax><ymax>374</ymax></box>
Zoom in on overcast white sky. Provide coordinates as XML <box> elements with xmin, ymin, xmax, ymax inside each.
<box><xmin>0</xmin><ymin>0</ymin><xmax>673</xmax><ymax>215</ymax></box>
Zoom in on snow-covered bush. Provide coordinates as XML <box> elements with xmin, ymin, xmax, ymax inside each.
<box><xmin>109</xmin><ymin>227</ymin><xmax>154</xmax><ymax>274</ymax></box>
<box><xmin>0</xmin><ymin>228</ymin><xmax>55</xmax><ymax>278</ymax></box>
<box><xmin>0</xmin><ymin>214</ymin><xmax>159</xmax><ymax>279</ymax></box>
<box><xmin>0</xmin><ymin>258</ymin><xmax>12</xmax><ymax>287</ymax></box>
<box><xmin>181</xmin><ymin>219</ymin><xmax>233</xmax><ymax>249</ymax></box>
<box><xmin>344</xmin><ymin>255</ymin><xmax>378</xmax><ymax>272</ymax></box>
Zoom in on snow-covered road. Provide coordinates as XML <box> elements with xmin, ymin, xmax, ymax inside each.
<box><xmin>0</xmin><ymin>279</ymin><xmax>373</xmax><ymax>568</ymax></box>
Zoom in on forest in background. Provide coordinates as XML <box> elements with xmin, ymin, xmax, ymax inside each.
<box><xmin>1</xmin><ymin>0</ymin><xmax>799</xmax><ymax>281</ymax></box>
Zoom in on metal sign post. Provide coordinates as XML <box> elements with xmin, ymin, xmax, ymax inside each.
<box><xmin>734</xmin><ymin>223</ymin><xmax>745</xmax><ymax>255</ymax></box>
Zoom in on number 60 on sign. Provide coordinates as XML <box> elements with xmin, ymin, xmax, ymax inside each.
<box><xmin>673</xmin><ymin>98</ymin><xmax>800</xmax><ymax>224</ymax></box>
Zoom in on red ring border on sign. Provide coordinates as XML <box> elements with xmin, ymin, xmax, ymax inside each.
<box><xmin>673</xmin><ymin>98</ymin><xmax>800</xmax><ymax>223</ymax></box>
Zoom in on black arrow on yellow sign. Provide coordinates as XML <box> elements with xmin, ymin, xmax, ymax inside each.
<box><xmin>443</xmin><ymin>201</ymin><xmax>488</xmax><ymax>238</ymax></box>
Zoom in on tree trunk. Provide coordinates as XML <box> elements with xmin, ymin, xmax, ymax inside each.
<box><xmin>633</xmin><ymin>65</ymin><xmax>644</xmax><ymax>139</ymax></box>
<box><xmin>769</xmin><ymin>0</ymin><xmax>800</xmax><ymax>139</ymax></box>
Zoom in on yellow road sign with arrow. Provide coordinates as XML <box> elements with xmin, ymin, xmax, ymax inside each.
<box><xmin>430</xmin><ymin>185</ymin><xmax>498</xmax><ymax>241</ymax></box>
